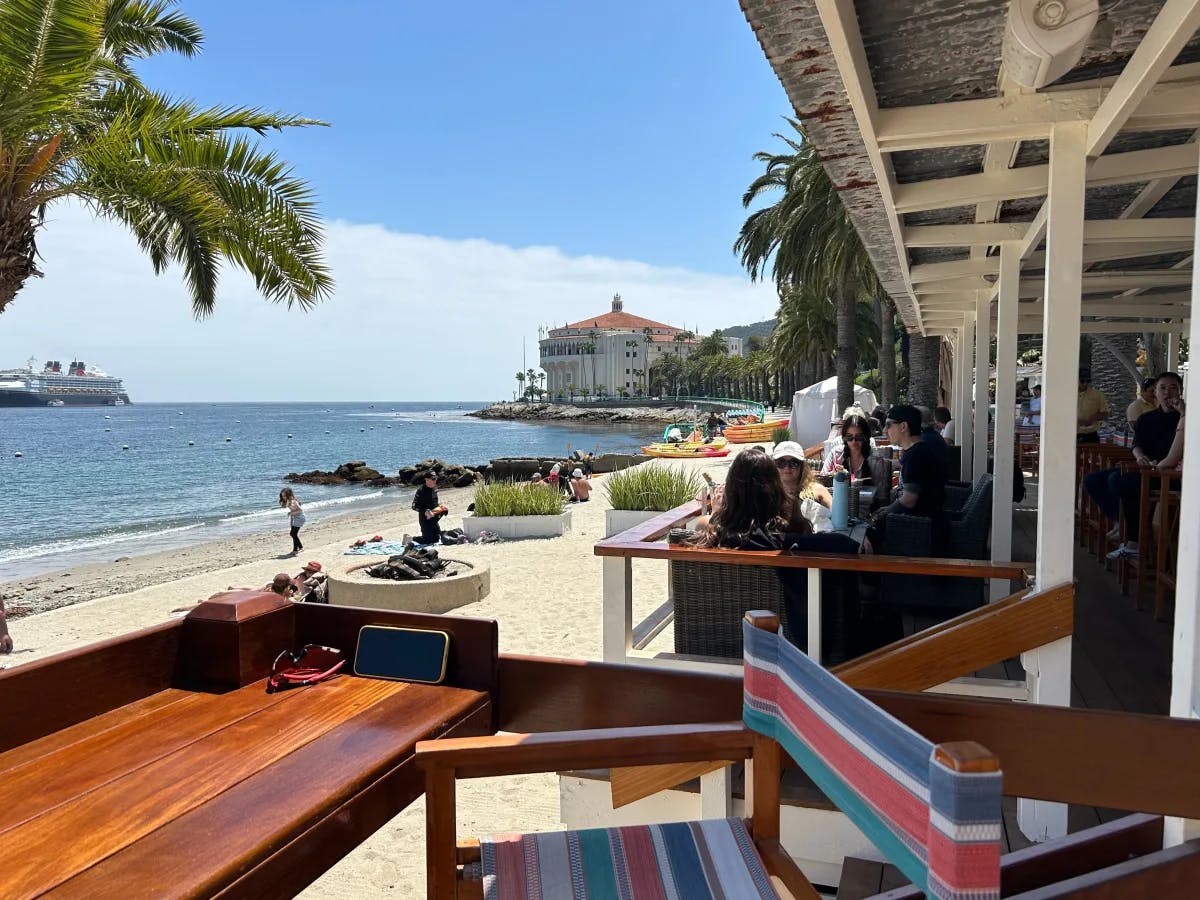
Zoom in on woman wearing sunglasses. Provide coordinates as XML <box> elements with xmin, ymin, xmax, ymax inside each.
<box><xmin>771</xmin><ymin>440</ymin><xmax>831</xmax><ymax>530</ymax></box>
<box><xmin>834</xmin><ymin>415</ymin><xmax>892</xmax><ymax>513</ymax></box>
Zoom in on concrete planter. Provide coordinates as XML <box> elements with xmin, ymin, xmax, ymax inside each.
<box><xmin>328</xmin><ymin>560</ymin><xmax>490</xmax><ymax>614</ymax></box>
<box><xmin>605</xmin><ymin>508</ymin><xmax>662</xmax><ymax>538</ymax></box>
<box><xmin>463</xmin><ymin>510</ymin><xmax>572</xmax><ymax>540</ymax></box>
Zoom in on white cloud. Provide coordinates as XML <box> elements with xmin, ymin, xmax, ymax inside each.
<box><xmin>1</xmin><ymin>204</ymin><xmax>778</xmax><ymax>401</ymax></box>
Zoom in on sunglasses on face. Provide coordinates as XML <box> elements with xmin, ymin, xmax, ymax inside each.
<box><xmin>775</xmin><ymin>458</ymin><xmax>802</xmax><ymax>469</ymax></box>
<box><xmin>266</xmin><ymin>643</ymin><xmax>345</xmax><ymax>693</ymax></box>
<box><xmin>844</xmin><ymin>434</ymin><xmax>866</xmax><ymax>442</ymax></box>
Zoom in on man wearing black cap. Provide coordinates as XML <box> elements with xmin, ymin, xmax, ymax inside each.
<box><xmin>874</xmin><ymin>404</ymin><xmax>948</xmax><ymax>553</ymax></box>
<box><xmin>1077</xmin><ymin>368</ymin><xmax>1109</xmax><ymax>443</ymax></box>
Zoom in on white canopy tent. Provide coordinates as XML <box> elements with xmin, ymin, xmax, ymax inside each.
<box><xmin>788</xmin><ymin>376</ymin><xmax>878</xmax><ymax>448</ymax></box>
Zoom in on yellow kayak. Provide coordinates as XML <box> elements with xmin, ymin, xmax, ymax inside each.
<box><xmin>642</xmin><ymin>443</ymin><xmax>731</xmax><ymax>458</ymax></box>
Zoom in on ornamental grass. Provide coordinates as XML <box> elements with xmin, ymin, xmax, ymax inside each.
<box><xmin>603</xmin><ymin>464</ymin><xmax>701</xmax><ymax>512</ymax></box>
<box><xmin>472</xmin><ymin>481</ymin><xmax>566</xmax><ymax>517</ymax></box>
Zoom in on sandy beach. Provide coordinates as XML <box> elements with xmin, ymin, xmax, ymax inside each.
<box><xmin>0</xmin><ymin>451</ymin><xmax>742</xmax><ymax>898</ymax></box>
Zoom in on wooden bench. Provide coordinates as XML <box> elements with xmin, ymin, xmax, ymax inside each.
<box><xmin>0</xmin><ymin>592</ymin><xmax>498</xmax><ymax>898</ymax></box>
<box><xmin>417</xmin><ymin>610</ymin><xmax>1005</xmax><ymax>899</ymax></box>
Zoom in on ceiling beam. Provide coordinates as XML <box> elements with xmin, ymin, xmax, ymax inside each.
<box><xmin>1086</xmin><ymin>0</ymin><xmax>1200</xmax><ymax>156</ymax></box>
<box><xmin>894</xmin><ymin>141</ymin><xmax>1198</xmax><ymax>213</ymax></box>
<box><xmin>1013</xmin><ymin>320</ymin><xmax>1185</xmax><ymax>334</ymax></box>
<box><xmin>877</xmin><ymin>79</ymin><xmax>1200</xmax><ymax>152</ymax></box>
<box><xmin>904</xmin><ymin>218</ymin><xmax>1195</xmax><ymax>248</ymax></box>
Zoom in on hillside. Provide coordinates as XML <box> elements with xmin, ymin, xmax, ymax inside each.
<box><xmin>719</xmin><ymin>317</ymin><xmax>776</xmax><ymax>353</ymax></box>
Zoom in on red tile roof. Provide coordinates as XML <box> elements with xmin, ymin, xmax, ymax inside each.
<box><xmin>556</xmin><ymin>311</ymin><xmax>680</xmax><ymax>333</ymax></box>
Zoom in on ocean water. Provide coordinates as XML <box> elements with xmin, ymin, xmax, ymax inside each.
<box><xmin>0</xmin><ymin>402</ymin><xmax>659</xmax><ymax>580</ymax></box>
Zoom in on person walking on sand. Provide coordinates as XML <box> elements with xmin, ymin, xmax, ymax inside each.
<box><xmin>0</xmin><ymin>594</ymin><xmax>13</xmax><ymax>654</ymax></box>
<box><xmin>279</xmin><ymin>487</ymin><xmax>306</xmax><ymax>554</ymax></box>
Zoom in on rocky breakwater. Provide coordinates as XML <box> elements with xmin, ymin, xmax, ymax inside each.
<box><xmin>285</xmin><ymin>459</ymin><xmax>484</xmax><ymax>490</ymax></box>
<box><xmin>469</xmin><ymin>402</ymin><xmax>696</xmax><ymax>424</ymax></box>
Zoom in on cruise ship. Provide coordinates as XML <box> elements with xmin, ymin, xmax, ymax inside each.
<box><xmin>0</xmin><ymin>358</ymin><xmax>131</xmax><ymax>407</ymax></box>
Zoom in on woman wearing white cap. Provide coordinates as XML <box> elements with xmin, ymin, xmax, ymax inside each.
<box><xmin>569</xmin><ymin>468</ymin><xmax>591</xmax><ymax>502</ymax></box>
<box><xmin>771</xmin><ymin>441</ymin><xmax>831</xmax><ymax>527</ymax></box>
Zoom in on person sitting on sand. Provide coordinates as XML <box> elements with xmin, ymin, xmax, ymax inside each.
<box><xmin>529</xmin><ymin>472</ymin><xmax>543</xmax><ymax>485</ymax></box>
<box><xmin>0</xmin><ymin>594</ymin><xmax>12</xmax><ymax>654</ymax></box>
<box><xmin>569</xmin><ymin>468</ymin><xmax>592</xmax><ymax>502</ymax></box>
<box><xmin>293</xmin><ymin>561</ymin><xmax>328</xmax><ymax>603</ymax></box>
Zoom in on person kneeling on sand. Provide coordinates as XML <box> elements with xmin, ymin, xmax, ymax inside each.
<box><xmin>569</xmin><ymin>468</ymin><xmax>591</xmax><ymax>502</ymax></box>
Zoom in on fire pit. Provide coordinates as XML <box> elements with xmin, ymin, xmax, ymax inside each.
<box><xmin>327</xmin><ymin>560</ymin><xmax>490</xmax><ymax>614</ymax></box>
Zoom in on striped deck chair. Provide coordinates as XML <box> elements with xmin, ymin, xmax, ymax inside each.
<box><xmin>417</xmin><ymin>610</ymin><xmax>1002</xmax><ymax>900</ymax></box>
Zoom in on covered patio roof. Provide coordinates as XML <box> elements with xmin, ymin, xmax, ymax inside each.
<box><xmin>739</xmin><ymin>0</ymin><xmax>1198</xmax><ymax>336</ymax></box>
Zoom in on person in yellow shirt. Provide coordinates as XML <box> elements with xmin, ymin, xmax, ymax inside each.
<box><xmin>1125</xmin><ymin>377</ymin><xmax>1157</xmax><ymax>429</ymax></box>
<box><xmin>1077</xmin><ymin>367</ymin><xmax>1110</xmax><ymax>443</ymax></box>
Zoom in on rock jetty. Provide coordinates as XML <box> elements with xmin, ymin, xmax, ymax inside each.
<box><xmin>285</xmin><ymin>459</ymin><xmax>484</xmax><ymax>489</ymax></box>
<box><xmin>469</xmin><ymin>402</ymin><xmax>697</xmax><ymax>424</ymax></box>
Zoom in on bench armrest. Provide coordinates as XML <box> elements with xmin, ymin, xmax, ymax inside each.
<box><xmin>415</xmin><ymin>721</ymin><xmax>752</xmax><ymax>778</ymax></box>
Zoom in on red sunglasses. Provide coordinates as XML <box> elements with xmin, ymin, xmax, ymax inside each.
<box><xmin>266</xmin><ymin>644</ymin><xmax>345</xmax><ymax>693</ymax></box>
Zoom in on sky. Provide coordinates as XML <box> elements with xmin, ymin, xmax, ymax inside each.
<box><xmin>2</xmin><ymin>1</ymin><xmax>790</xmax><ymax>401</ymax></box>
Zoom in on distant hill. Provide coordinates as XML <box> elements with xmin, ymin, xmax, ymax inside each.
<box><xmin>719</xmin><ymin>318</ymin><xmax>777</xmax><ymax>354</ymax></box>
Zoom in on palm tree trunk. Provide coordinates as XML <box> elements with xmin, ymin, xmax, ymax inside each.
<box><xmin>878</xmin><ymin>293</ymin><xmax>896</xmax><ymax>406</ymax></box>
<box><xmin>907</xmin><ymin>334</ymin><xmax>941</xmax><ymax>409</ymax></box>
<box><xmin>835</xmin><ymin>286</ymin><xmax>857</xmax><ymax>412</ymax></box>
<box><xmin>0</xmin><ymin>212</ymin><xmax>41</xmax><ymax>314</ymax></box>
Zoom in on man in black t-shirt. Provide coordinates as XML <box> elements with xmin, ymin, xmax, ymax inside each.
<box><xmin>874</xmin><ymin>404</ymin><xmax>947</xmax><ymax>552</ymax></box>
<box><xmin>412</xmin><ymin>472</ymin><xmax>448</xmax><ymax>545</ymax></box>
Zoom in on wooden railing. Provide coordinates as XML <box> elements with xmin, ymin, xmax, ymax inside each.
<box><xmin>594</xmin><ymin>501</ymin><xmax>1033</xmax><ymax>673</ymax></box>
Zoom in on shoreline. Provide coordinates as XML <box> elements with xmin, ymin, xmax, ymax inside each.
<box><xmin>469</xmin><ymin>401</ymin><xmax>704</xmax><ymax>424</ymax></box>
<box><xmin>0</xmin><ymin>485</ymin><xmax>475</xmax><ymax>619</ymax></box>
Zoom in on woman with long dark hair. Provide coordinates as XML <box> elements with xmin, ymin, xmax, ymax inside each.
<box><xmin>279</xmin><ymin>487</ymin><xmax>305</xmax><ymax>554</ymax></box>
<box><xmin>836</xmin><ymin>414</ymin><xmax>892</xmax><ymax>513</ymax></box>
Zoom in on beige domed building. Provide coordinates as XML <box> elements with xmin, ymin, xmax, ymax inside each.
<box><xmin>538</xmin><ymin>294</ymin><xmax>701</xmax><ymax>398</ymax></box>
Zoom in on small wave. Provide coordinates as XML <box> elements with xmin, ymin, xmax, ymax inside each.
<box><xmin>0</xmin><ymin>522</ymin><xmax>205</xmax><ymax>565</ymax></box>
<box><xmin>217</xmin><ymin>490</ymin><xmax>388</xmax><ymax>524</ymax></box>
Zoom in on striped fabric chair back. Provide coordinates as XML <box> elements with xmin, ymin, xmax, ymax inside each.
<box><xmin>742</xmin><ymin>618</ymin><xmax>1002</xmax><ymax>900</ymax></box>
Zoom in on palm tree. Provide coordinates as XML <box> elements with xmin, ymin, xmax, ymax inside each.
<box><xmin>735</xmin><ymin>119</ymin><xmax>880</xmax><ymax>412</ymax></box>
<box><xmin>515</xmin><ymin>371</ymin><xmax>525</xmax><ymax>400</ymax></box>
<box><xmin>0</xmin><ymin>0</ymin><xmax>332</xmax><ymax>318</ymax></box>
<box><xmin>642</xmin><ymin>327</ymin><xmax>654</xmax><ymax>394</ymax></box>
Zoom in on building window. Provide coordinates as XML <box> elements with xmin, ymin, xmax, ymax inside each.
<box><xmin>625</xmin><ymin>368</ymin><xmax>630</xmax><ymax>375</ymax></box>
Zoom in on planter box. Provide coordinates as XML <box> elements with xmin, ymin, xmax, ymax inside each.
<box><xmin>605</xmin><ymin>508</ymin><xmax>663</xmax><ymax>538</ymax></box>
<box><xmin>463</xmin><ymin>510</ymin><xmax>572</xmax><ymax>540</ymax></box>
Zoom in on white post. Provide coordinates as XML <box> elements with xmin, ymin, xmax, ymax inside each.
<box><xmin>807</xmin><ymin>568</ymin><xmax>822</xmax><ymax>662</ymax></box>
<box><xmin>973</xmin><ymin>290</ymin><xmax>991</xmax><ymax>483</ymax></box>
<box><xmin>991</xmin><ymin>244</ymin><xmax>1020</xmax><ymax>601</ymax></box>
<box><xmin>1022</xmin><ymin>121</ymin><xmax>1086</xmax><ymax>843</ymax></box>
<box><xmin>700</xmin><ymin>767</ymin><xmax>734</xmax><ymax>819</ymax></box>
<box><xmin>957</xmin><ymin>317</ymin><xmax>975</xmax><ymax>482</ymax></box>
<box><xmin>1165</xmin><ymin>142</ymin><xmax>1200</xmax><ymax>848</ymax></box>
<box><xmin>1167</xmin><ymin>329</ymin><xmax>1181</xmax><ymax>372</ymax></box>
<box><xmin>602</xmin><ymin>556</ymin><xmax>634</xmax><ymax>664</ymax></box>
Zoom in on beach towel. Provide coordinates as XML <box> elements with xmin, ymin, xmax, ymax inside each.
<box><xmin>344</xmin><ymin>541</ymin><xmax>414</xmax><ymax>556</ymax></box>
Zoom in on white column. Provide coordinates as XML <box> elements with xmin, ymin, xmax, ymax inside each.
<box><xmin>957</xmin><ymin>316</ymin><xmax>975</xmax><ymax>482</ymax></box>
<box><xmin>1167</xmin><ymin>329</ymin><xmax>1181</xmax><ymax>372</ymax></box>
<box><xmin>973</xmin><ymin>290</ymin><xmax>991</xmax><ymax>482</ymax></box>
<box><xmin>1022</xmin><ymin>121</ymin><xmax>1087</xmax><ymax>843</ymax></box>
<box><xmin>1165</xmin><ymin>142</ymin><xmax>1200</xmax><ymax>848</ymax></box>
<box><xmin>991</xmin><ymin>244</ymin><xmax>1020</xmax><ymax>601</ymax></box>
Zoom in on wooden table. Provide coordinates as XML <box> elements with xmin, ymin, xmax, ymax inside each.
<box><xmin>0</xmin><ymin>593</ymin><xmax>497</xmax><ymax>898</ymax></box>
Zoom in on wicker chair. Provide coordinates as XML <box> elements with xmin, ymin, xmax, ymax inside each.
<box><xmin>881</xmin><ymin>473</ymin><xmax>995</xmax><ymax>613</ymax></box>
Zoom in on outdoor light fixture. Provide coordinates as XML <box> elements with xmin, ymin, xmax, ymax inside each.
<box><xmin>1003</xmin><ymin>0</ymin><xmax>1100</xmax><ymax>88</ymax></box>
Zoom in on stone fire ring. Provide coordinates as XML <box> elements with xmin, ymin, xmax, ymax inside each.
<box><xmin>328</xmin><ymin>560</ymin><xmax>490</xmax><ymax>614</ymax></box>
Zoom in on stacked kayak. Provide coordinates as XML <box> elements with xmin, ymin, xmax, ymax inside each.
<box><xmin>722</xmin><ymin>418</ymin><xmax>789</xmax><ymax>444</ymax></box>
<box><xmin>642</xmin><ymin>437</ymin><xmax>729</xmax><ymax>458</ymax></box>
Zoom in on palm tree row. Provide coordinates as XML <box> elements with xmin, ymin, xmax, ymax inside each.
<box><xmin>734</xmin><ymin>118</ymin><xmax>942</xmax><ymax>411</ymax></box>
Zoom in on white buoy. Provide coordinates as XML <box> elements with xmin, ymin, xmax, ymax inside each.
<box><xmin>324</xmin><ymin>430</ymin><xmax>330</xmax><ymax>434</ymax></box>
<box><xmin>287</xmin><ymin>433</ymin><xmax>293</xmax><ymax>438</ymax></box>
<box><xmin>168</xmin><ymin>425</ymin><xmax>174</xmax><ymax>429</ymax></box>
<box><xmin>188</xmin><ymin>440</ymin><xmax>194</xmax><ymax>446</ymax></box>
<box><xmin>105</xmin><ymin>427</ymin><xmax>111</xmax><ymax>432</ymax></box>
<box><xmin>360</xmin><ymin>428</ymin><xmax>365</xmax><ymax>432</ymax></box>
<box><xmin>104</xmin><ymin>415</ymin><xmax>111</xmax><ymax>420</ymax></box>
<box><xmin>122</xmin><ymin>445</ymin><xmax>129</xmax><ymax>450</ymax></box>
<box><xmin>225</xmin><ymin>437</ymin><xmax>232</xmax><ymax>442</ymax></box>
<box><xmin>14</xmin><ymin>451</ymin><xmax>22</xmax><ymax>458</ymax></box>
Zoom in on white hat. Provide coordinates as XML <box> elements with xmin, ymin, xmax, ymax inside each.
<box><xmin>571</xmin><ymin>468</ymin><xmax>584</xmax><ymax>479</ymax></box>
<box><xmin>771</xmin><ymin>440</ymin><xmax>805</xmax><ymax>461</ymax></box>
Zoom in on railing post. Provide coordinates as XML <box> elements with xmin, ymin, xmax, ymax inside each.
<box><xmin>1022</xmin><ymin>120</ymin><xmax>1086</xmax><ymax>843</ymax></box>
<box><xmin>602</xmin><ymin>556</ymin><xmax>633</xmax><ymax>664</ymax></box>
<box><xmin>807</xmin><ymin>567</ymin><xmax>822</xmax><ymax>662</ymax></box>
<box><xmin>700</xmin><ymin>766</ymin><xmax>733</xmax><ymax>819</ymax></box>
<box><xmin>973</xmin><ymin>290</ymin><xmax>990</xmax><ymax>485</ymax></box>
